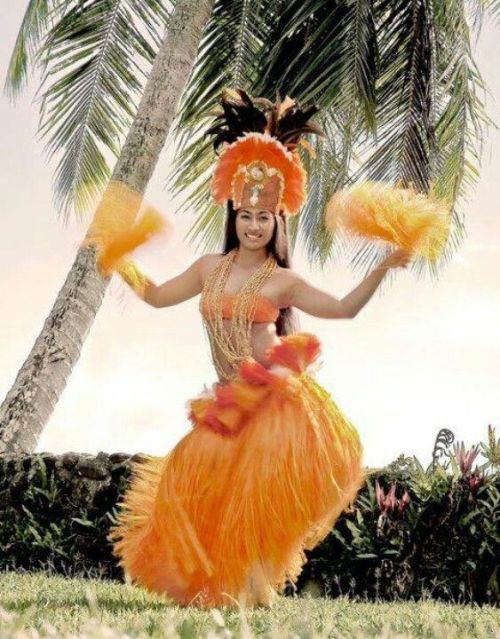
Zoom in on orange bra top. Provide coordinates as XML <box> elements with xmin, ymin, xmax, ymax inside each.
<box><xmin>200</xmin><ymin>293</ymin><xmax>280</xmax><ymax>323</ymax></box>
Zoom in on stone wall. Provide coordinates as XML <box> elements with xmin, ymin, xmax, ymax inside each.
<box><xmin>0</xmin><ymin>451</ymin><xmax>145</xmax><ymax>579</ymax></box>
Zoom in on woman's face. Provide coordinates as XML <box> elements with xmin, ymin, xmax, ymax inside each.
<box><xmin>235</xmin><ymin>207</ymin><xmax>275</xmax><ymax>250</ymax></box>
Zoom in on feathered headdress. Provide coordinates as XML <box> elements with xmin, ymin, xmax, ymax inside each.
<box><xmin>206</xmin><ymin>88</ymin><xmax>324</xmax><ymax>216</ymax></box>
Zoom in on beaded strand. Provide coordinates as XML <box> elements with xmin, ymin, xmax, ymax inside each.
<box><xmin>200</xmin><ymin>248</ymin><xmax>277</xmax><ymax>381</ymax></box>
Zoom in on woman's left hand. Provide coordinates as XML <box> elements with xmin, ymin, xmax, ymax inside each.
<box><xmin>378</xmin><ymin>248</ymin><xmax>413</xmax><ymax>271</ymax></box>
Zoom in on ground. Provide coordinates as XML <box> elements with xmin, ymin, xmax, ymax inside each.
<box><xmin>0</xmin><ymin>572</ymin><xmax>498</xmax><ymax>638</ymax></box>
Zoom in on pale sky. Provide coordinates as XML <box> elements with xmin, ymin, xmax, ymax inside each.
<box><xmin>1</xmin><ymin>5</ymin><xmax>499</xmax><ymax>468</ymax></box>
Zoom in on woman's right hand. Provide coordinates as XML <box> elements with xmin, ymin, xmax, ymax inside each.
<box><xmin>378</xmin><ymin>248</ymin><xmax>413</xmax><ymax>271</ymax></box>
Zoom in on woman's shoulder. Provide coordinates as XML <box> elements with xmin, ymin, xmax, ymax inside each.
<box><xmin>198</xmin><ymin>253</ymin><xmax>225</xmax><ymax>279</ymax></box>
<box><xmin>272</xmin><ymin>266</ymin><xmax>305</xmax><ymax>308</ymax></box>
<box><xmin>201</xmin><ymin>252</ymin><xmax>225</xmax><ymax>266</ymax></box>
<box><xmin>274</xmin><ymin>265</ymin><xmax>303</xmax><ymax>286</ymax></box>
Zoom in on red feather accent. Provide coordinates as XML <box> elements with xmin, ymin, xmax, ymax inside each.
<box><xmin>239</xmin><ymin>360</ymin><xmax>275</xmax><ymax>385</ymax></box>
<box><xmin>266</xmin><ymin>333</ymin><xmax>321</xmax><ymax>373</ymax></box>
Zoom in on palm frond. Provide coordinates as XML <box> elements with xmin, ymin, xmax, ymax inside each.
<box><xmin>466</xmin><ymin>0</ymin><xmax>500</xmax><ymax>29</ymax></box>
<box><xmin>176</xmin><ymin>0</ymin><xmax>268</xmax><ymax>129</ymax></box>
<box><xmin>429</xmin><ymin>0</ymin><xmax>490</xmax><ymax>266</ymax></box>
<box><xmin>3</xmin><ymin>0</ymin><xmax>63</xmax><ymax>100</ymax></box>
<box><xmin>35</xmin><ymin>0</ymin><xmax>170</xmax><ymax>221</ymax></box>
<box><xmin>341</xmin><ymin>0</ymin><xmax>490</xmax><ymax>279</ymax></box>
<box><xmin>343</xmin><ymin>0</ymin><xmax>444</xmax><ymax>278</ymax></box>
<box><xmin>298</xmin><ymin>113</ymin><xmax>358</xmax><ymax>267</ymax></box>
<box><xmin>363</xmin><ymin>0</ymin><xmax>435</xmax><ymax>189</ymax></box>
<box><xmin>490</xmin><ymin>0</ymin><xmax>500</xmax><ymax>24</ymax></box>
<box><xmin>256</xmin><ymin>0</ymin><xmax>378</xmax><ymax>130</ymax></box>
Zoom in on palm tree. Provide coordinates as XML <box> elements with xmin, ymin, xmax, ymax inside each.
<box><xmin>0</xmin><ymin>0</ymin><xmax>216</xmax><ymax>453</ymax></box>
<box><xmin>1</xmin><ymin>0</ymin><xmax>497</xmax><ymax>453</ymax></box>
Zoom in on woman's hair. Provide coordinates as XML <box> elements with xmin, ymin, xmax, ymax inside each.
<box><xmin>222</xmin><ymin>200</ymin><xmax>299</xmax><ymax>336</ymax></box>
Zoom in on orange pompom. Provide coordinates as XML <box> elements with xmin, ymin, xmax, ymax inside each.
<box><xmin>82</xmin><ymin>180</ymin><xmax>171</xmax><ymax>281</ymax></box>
<box><xmin>325</xmin><ymin>181</ymin><xmax>452</xmax><ymax>262</ymax></box>
<box><xmin>97</xmin><ymin>209</ymin><xmax>165</xmax><ymax>275</ymax></box>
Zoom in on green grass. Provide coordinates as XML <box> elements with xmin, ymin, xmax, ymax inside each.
<box><xmin>0</xmin><ymin>572</ymin><xmax>498</xmax><ymax>638</ymax></box>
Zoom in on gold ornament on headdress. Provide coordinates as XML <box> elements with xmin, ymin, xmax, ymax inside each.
<box><xmin>233</xmin><ymin>160</ymin><xmax>285</xmax><ymax>212</ymax></box>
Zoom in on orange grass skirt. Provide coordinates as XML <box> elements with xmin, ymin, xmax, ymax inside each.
<box><xmin>107</xmin><ymin>333</ymin><xmax>366</xmax><ymax>609</ymax></box>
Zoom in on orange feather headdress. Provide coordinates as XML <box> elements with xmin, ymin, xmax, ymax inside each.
<box><xmin>206</xmin><ymin>89</ymin><xmax>324</xmax><ymax>216</ymax></box>
<box><xmin>212</xmin><ymin>132</ymin><xmax>307</xmax><ymax>215</ymax></box>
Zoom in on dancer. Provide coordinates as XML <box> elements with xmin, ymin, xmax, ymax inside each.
<box><xmin>93</xmin><ymin>89</ymin><xmax>444</xmax><ymax>609</ymax></box>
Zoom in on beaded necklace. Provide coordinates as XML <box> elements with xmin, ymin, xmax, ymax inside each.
<box><xmin>200</xmin><ymin>247</ymin><xmax>277</xmax><ymax>381</ymax></box>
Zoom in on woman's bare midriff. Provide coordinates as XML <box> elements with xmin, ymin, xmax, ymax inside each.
<box><xmin>212</xmin><ymin>319</ymin><xmax>282</xmax><ymax>381</ymax></box>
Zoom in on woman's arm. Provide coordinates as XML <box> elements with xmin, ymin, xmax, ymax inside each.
<box><xmin>340</xmin><ymin>264</ymin><xmax>388</xmax><ymax>318</ymax></box>
<box><xmin>287</xmin><ymin>248</ymin><xmax>411</xmax><ymax>319</ymax></box>
<box><xmin>287</xmin><ymin>273</ymin><xmax>350</xmax><ymax>319</ymax></box>
<box><xmin>121</xmin><ymin>255</ymin><xmax>209</xmax><ymax>308</ymax></box>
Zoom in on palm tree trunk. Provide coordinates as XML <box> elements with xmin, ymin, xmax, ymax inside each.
<box><xmin>0</xmin><ymin>0</ymin><xmax>216</xmax><ymax>454</ymax></box>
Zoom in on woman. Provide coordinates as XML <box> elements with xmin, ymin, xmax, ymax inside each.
<box><xmin>102</xmin><ymin>90</ymin><xmax>415</xmax><ymax>609</ymax></box>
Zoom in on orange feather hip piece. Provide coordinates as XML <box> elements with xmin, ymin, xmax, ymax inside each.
<box><xmin>107</xmin><ymin>332</ymin><xmax>366</xmax><ymax>609</ymax></box>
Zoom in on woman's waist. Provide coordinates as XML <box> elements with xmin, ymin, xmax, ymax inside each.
<box><xmin>214</xmin><ymin>331</ymin><xmax>322</xmax><ymax>380</ymax></box>
<box><xmin>211</xmin><ymin>329</ymin><xmax>282</xmax><ymax>376</ymax></box>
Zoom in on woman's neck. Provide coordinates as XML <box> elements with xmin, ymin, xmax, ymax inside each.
<box><xmin>232</xmin><ymin>245</ymin><xmax>269</xmax><ymax>269</ymax></box>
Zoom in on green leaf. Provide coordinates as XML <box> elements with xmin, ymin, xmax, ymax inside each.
<box><xmin>71</xmin><ymin>517</ymin><xmax>95</xmax><ymax>528</ymax></box>
<box><xmin>3</xmin><ymin>0</ymin><xmax>59</xmax><ymax>99</ymax></box>
<box><xmin>28</xmin><ymin>525</ymin><xmax>43</xmax><ymax>543</ymax></box>
<box><xmin>10</xmin><ymin>0</ymin><xmax>171</xmax><ymax>220</ymax></box>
